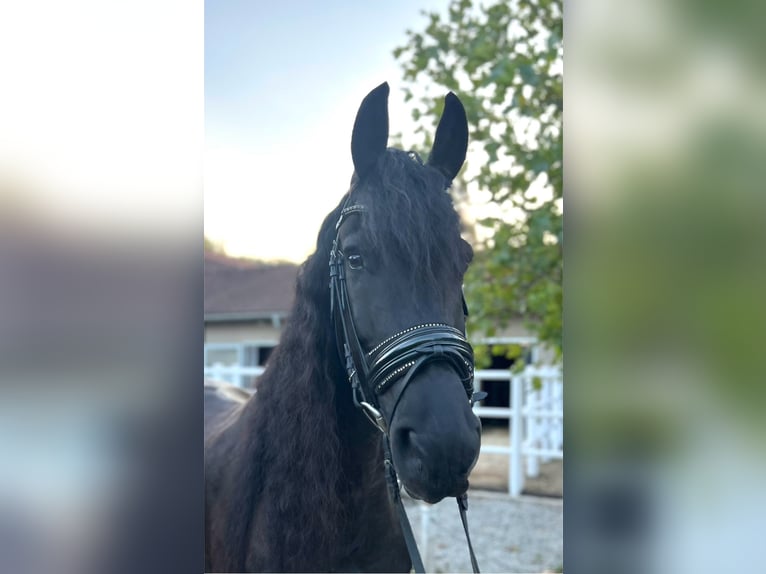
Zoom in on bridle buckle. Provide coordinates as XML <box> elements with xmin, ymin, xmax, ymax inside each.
<box><xmin>359</xmin><ymin>401</ymin><xmax>388</xmax><ymax>434</ymax></box>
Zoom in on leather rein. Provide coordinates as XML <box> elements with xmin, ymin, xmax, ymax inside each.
<box><xmin>329</xmin><ymin>202</ymin><xmax>484</xmax><ymax>573</ymax></box>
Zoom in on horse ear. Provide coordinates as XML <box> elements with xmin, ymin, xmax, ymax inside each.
<box><xmin>427</xmin><ymin>92</ymin><xmax>468</xmax><ymax>182</ymax></box>
<box><xmin>351</xmin><ymin>82</ymin><xmax>390</xmax><ymax>179</ymax></box>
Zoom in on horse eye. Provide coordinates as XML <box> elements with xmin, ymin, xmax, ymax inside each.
<box><xmin>347</xmin><ymin>254</ymin><xmax>364</xmax><ymax>270</ymax></box>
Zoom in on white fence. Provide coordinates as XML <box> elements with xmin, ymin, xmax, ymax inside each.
<box><xmin>204</xmin><ymin>364</ymin><xmax>265</xmax><ymax>388</ymax></box>
<box><xmin>204</xmin><ymin>363</ymin><xmax>563</xmax><ymax>497</ymax></box>
<box><xmin>473</xmin><ymin>365</ymin><xmax>563</xmax><ymax>496</ymax></box>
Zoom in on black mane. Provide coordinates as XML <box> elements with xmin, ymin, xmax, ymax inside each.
<box><xmin>217</xmin><ymin>199</ymin><xmax>346</xmax><ymax>571</ymax></box>
<box><xmin>354</xmin><ymin>149</ymin><xmax>469</xmax><ymax>293</ymax></box>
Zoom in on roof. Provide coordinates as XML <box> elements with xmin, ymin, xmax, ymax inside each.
<box><xmin>204</xmin><ymin>251</ymin><xmax>299</xmax><ymax>321</ymax></box>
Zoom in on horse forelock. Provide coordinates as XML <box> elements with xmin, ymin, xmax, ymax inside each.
<box><xmin>353</xmin><ymin>148</ymin><xmax>468</xmax><ymax>294</ymax></box>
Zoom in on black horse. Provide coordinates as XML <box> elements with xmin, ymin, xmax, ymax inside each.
<box><xmin>205</xmin><ymin>82</ymin><xmax>481</xmax><ymax>573</ymax></box>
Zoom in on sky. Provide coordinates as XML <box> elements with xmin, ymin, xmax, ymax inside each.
<box><xmin>204</xmin><ymin>0</ymin><xmax>451</xmax><ymax>263</ymax></box>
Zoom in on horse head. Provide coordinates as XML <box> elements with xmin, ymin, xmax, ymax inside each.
<box><xmin>331</xmin><ymin>82</ymin><xmax>481</xmax><ymax>504</ymax></box>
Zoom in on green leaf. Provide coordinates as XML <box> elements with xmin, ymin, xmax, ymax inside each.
<box><xmin>394</xmin><ymin>0</ymin><xmax>563</xmax><ymax>358</ymax></box>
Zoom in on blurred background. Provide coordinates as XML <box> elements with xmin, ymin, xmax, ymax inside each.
<box><xmin>567</xmin><ymin>1</ymin><xmax>766</xmax><ymax>573</ymax></box>
<box><xmin>0</xmin><ymin>2</ymin><xmax>204</xmax><ymax>573</ymax></box>
<box><xmin>1</xmin><ymin>0</ymin><xmax>764</xmax><ymax>573</ymax></box>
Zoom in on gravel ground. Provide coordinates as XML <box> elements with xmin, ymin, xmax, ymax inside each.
<box><xmin>402</xmin><ymin>490</ymin><xmax>562</xmax><ymax>574</ymax></box>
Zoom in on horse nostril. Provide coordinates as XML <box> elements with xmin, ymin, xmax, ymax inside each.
<box><xmin>394</xmin><ymin>427</ymin><xmax>416</xmax><ymax>452</ymax></box>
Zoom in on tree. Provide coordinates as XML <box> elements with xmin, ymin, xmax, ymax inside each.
<box><xmin>393</xmin><ymin>0</ymin><xmax>563</xmax><ymax>364</ymax></box>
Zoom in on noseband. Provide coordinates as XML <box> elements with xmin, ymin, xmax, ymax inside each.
<box><xmin>329</xmin><ymin>202</ymin><xmax>483</xmax><ymax>573</ymax></box>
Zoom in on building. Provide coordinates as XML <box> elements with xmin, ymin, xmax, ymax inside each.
<box><xmin>204</xmin><ymin>251</ymin><xmax>298</xmax><ymax>388</ymax></box>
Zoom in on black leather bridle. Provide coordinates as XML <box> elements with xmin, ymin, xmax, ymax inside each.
<box><xmin>329</xmin><ymin>202</ymin><xmax>485</xmax><ymax>574</ymax></box>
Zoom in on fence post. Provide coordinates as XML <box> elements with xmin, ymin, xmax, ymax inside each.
<box><xmin>542</xmin><ymin>373</ymin><xmax>553</xmax><ymax>462</ymax></box>
<box><xmin>510</xmin><ymin>372</ymin><xmax>523</xmax><ymax>497</ymax></box>
<box><xmin>526</xmin><ymin>374</ymin><xmax>540</xmax><ymax>477</ymax></box>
